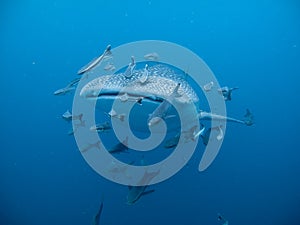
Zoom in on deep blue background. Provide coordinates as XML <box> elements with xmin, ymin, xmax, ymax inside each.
<box><xmin>1</xmin><ymin>0</ymin><xmax>299</xmax><ymax>225</ymax></box>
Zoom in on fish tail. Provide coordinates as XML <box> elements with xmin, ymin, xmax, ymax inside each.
<box><xmin>243</xmin><ymin>109</ymin><xmax>254</xmax><ymax>126</ymax></box>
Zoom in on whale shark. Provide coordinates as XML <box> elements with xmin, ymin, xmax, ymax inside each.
<box><xmin>80</xmin><ymin>63</ymin><xmax>199</xmax><ymax>132</ymax></box>
<box><xmin>80</xmin><ymin>64</ymin><xmax>198</xmax><ymax>103</ymax></box>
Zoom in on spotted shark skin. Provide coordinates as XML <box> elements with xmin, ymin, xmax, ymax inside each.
<box><xmin>80</xmin><ymin>64</ymin><xmax>199</xmax><ymax>103</ymax></box>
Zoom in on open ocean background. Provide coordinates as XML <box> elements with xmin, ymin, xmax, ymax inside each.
<box><xmin>1</xmin><ymin>0</ymin><xmax>299</xmax><ymax>225</ymax></box>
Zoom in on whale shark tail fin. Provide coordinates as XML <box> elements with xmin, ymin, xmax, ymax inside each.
<box><xmin>244</xmin><ymin>109</ymin><xmax>254</xmax><ymax>126</ymax></box>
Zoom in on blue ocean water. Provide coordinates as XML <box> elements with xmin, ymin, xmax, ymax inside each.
<box><xmin>1</xmin><ymin>0</ymin><xmax>300</xmax><ymax>225</ymax></box>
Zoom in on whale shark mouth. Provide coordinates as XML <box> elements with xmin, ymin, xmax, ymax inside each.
<box><xmin>80</xmin><ymin>63</ymin><xmax>199</xmax><ymax>104</ymax></box>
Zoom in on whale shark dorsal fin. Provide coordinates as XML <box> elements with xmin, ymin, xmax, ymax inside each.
<box><xmin>171</xmin><ymin>83</ymin><xmax>182</xmax><ymax>98</ymax></box>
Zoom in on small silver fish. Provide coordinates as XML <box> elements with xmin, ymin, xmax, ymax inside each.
<box><xmin>67</xmin><ymin>78</ymin><xmax>80</xmax><ymax>87</ymax></box>
<box><xmin>164</xmin><ymin>134</ymin><xmax>180</xmax><ymax>148</ymax></box>
<box><xmin>198</xmin><ymin>110</ymin><xmax>245</xmax><ymax>125</ymax></box>
<box><xmin>78</xmin><ymin>44</ymin><xmax>112</xmax><ymax>75</ymax></box>
<box><xmin>218</xmin><ymin>86</ymin><xmax>238</xmax><ymax>101</ymax></box>
<box><xmin>217</xmin><ymin>213</ymin><xmax>229</xmax><ymax>225</ymax></box>
<box><xmin>182</xmin><ymin>125</ymin><xmax>205</xmax><ymax>142</ymax></box>
<box><xmin>68</xmin><ymin>119</ymin><xmax>86</xmax><ymax>135</ymax></box>
<box><xmin>90</xmin><ymin>121</ymin><xmax>111</xmax><ymax>132</ymax></box>
<box><xmin>199</xmin><ymin>110</ymin><xmax>254</xmax><ymax>126</ymax></box>
<box><xmin>126</xmin><ymin>169</ymin><xmax>159</xmax><ymax>205</ymax></box>
<box><xmin>203</xmin><ymin>81</ymin><xmax>214</xmax><ymax>92</ymax></box>
<box><xmin>144</xmin><ymin>52</ymin><xmax>159</xmax><ymax>61</ymax></box>
<box><xmin>139</xmin><ymin>64</ymin><xmax>149</xmax><ymax>84</ymax></box>
<box><xmin>104</xmin><ymin>62</ymin><xmax>116</xmax><ymax>71</ymax></box>
<box><xmin>80</xmin><ymin>141</ymin><xmax>101</xmax><ymax>153</ymax></box>
<box><xmin>118</xmin><ymin>93</ymin><xmax>143</xmax><ymax>105</ymax></box>
<box><xmin>124</xmin><ymin>56</ymin><xmax>136</xmax><ymax>78</ymax></box>
<box><xmin>216</xmin><ymin>126</ymin><xmax>224</xmax><ymax>141</ymax></box>
<box><xmin>54</xmin><ymin>86</ymin><xmax>75</xmax><ymax>96</ymax></box>
<box><xmin>243</xmin><ymin>109</ymin><xmax>254</xmax><ymax>126</ymax></box>
<box><xmin>54</xmin><ymin>78</ymin><xmax>81</xmax><ymax>96</ymax></box>
<box><xmin>93</xmin><ymin>197</ymin><xmax>104</xmax><ymax>225</ymax></box>
<box><xmin>108</xmin><ymin>137</ymin><xmax>128</xmax><ymax>154</ymax></box>
<box><xmin>107</xmin><ymin>109</ymin><xmax>125</xmax><ymax>122</ymax></box>
<box><xmin>62</xmin><ymin>110</ymin><xmax>83</xmax><ymax>122</ymax></box>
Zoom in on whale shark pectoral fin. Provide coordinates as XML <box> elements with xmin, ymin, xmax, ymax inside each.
<box><xmin>172</xmin><ymin>83</ymin><xmax>182</xmax><ymax>98</ymax></box>
<box><xmin>193</xmin><ymin>126</ymin><xmax>205</xmax><ymax>140</ymax></box>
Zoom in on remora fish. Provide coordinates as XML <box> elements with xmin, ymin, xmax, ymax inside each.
<box><xmin>198</xmin><ymin>110</ymin><xmax>254</xmax><ymax>126</ymax></box>
<box><xmin>138</xmin><ymin>64</ymin><xmax>149</xmax><ymax>84</ymax></box>
<box><xmin>218</xmin><ymin>86</ymin><xmax>238</xmax><ymax>101</ymax></box>
<box><xmin>78</xmin><ymin>45</ymin><xmax>112</xmax><ymax>75</ymax></box>
<box><xmin>118</xmin><ymin>93</ymin><xmax>143</xmax><ymax>105</ymax></box>
<box><xmin>80</xmin><ymin>140</ymin><xmax>101</xmax><ymax>153</ymax></box>
<box><xmin>62</xmin><ymin>110</ymin><xmax>83</xmax><ymax>122</ymax></box>
<box><xmin>90</xmin><ymin>121</ymin><xmax>111</xmax><ymax>132</ymax></box>
<box><xmin>107</xmin><ymin>109</ymin><xmax>125</xmax><ymax>122</ymax></box>
<box><xmin>200</xmin><ymin>126</ymin><xmax>223</xmax><ymax>146</ymax></box>
<box><xmin>103</xmin><ymin>62</ymin><xmax>116</xmax><ymax>71</ymax></box>
<box><xmin>108</xmin><ymin>137</ymin><xmax>128</xmax><ymax>154</ymax></box>
<box><xmin>54</xmin><ymin>86</ymin><xmax>74</xmax><ymax>96</ymax></box>
<box><xmin>144</xmin><ymin>52</ymin><xmax>159</xmax><ymax>61</ymax></box>
<box><xmin>182</xmin><ymin>125</ymin><xmax>206</xmax><ymax>141</ymax></box>
<box><xmin>54</xmin><ymin>78</ymin><xmax>80</xmax><ymax>96</ymax></box>
<box><xmin>68</xmin><ymin>78</ymin><xmax>81</xmax><ymax>87</ymax></box>
<box><xmin>126</xmin><ymin>169</ymin><xmax>159</xmax><ymax>205</ymax></box>
<box><xmin>165</xmin><ymin>124</ymin><xmax>205</xmax><ymax>148</ymax></box>
<box><xmin>124</xmin><ymin>56</ymin><xmax>136</xmax><ymax>78</ymax></box>
<box><xmin>244</xmin><ymin>109</ymin><xmax>254</xmax><ymax>126</ymax></box>
<box><xmin>164</xmin><ymin>133</ymin><xmax>180</xmax><ymax>148</ymax></box>
<box><xmin>93</xmin><ymin>197</ymin><xmax>104</xmax><ymax>225</ymax></box>
<box><xmin>217</xmin><ymin>213</ymin><xmax>229</xmax><ymax>225</ymax></box>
